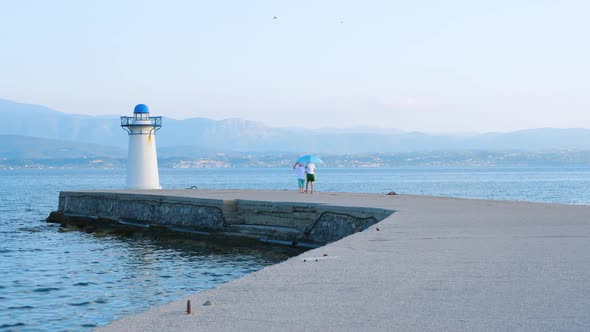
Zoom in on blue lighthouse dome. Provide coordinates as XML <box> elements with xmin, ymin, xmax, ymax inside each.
<box><xmin>134</xmin><ymin>104</ymin><xmax>149</xmax><ymax>114</ymax></box>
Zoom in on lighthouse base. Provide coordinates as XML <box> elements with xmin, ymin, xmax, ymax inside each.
<box><xmin>126</xmin><ymin>133</ymin><xmax>160</xmax><ymax>189</ymax></box>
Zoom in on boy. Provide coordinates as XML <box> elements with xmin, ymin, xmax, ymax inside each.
<box><xmin>305</xmin><ymin>162</ymin><xmax>316</xmax><ymax>194</ymax></box>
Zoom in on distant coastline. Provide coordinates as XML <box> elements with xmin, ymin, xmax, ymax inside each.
<box><xmin>2</xmin><ymin>150</ymin><xmax>590</xmax><ymax>170</ymax></box>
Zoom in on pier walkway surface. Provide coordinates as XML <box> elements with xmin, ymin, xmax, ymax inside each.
<box><xmin>98</xmin><ymin>190</ymin><xmax>590</xmax><ymax>331</ymax></box>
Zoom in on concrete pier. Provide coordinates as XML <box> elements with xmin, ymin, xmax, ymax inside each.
<box><xmin>50</xmin><ymin>190</ymin><xmax>590</xmax><ymax>331</ymax></box>
<box><xmin>48</xmin><ymin>190</ymin><xmax>392</xmax><ymax>246</ymax></box>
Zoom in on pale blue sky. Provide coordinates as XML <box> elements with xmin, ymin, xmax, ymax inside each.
<box><xmin>1</xmin><ymin>0</ymin><xmax>588</xmax><ymax>132</ymax></box>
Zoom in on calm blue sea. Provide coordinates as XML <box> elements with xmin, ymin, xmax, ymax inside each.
<box><xmin>1</xmin><ymin>166</ymin><xmax>590</xmax><ymax>331</ymax></box>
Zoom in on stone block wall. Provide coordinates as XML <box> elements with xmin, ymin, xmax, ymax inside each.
<box><xmin>52</xmin><ymin>191</ymin><xmax>394</xmax><ymax>245</ymax></box>
<box><xmin>58</xmin><ymin>192</ymin><xmax>226</xmax><ymax>231</ymax></box>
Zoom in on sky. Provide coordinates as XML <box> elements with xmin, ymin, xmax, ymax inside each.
<box><xmin>1</xmin><ymin>0</ymin><xmax>589</xmax><ymax>132</ymax></box>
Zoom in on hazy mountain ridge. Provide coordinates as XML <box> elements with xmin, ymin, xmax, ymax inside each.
<box><xmin>0</xmin><ymin>99</ymin><xmax>125</xmax><ymax>146</ymax></box>
<box><xmin>2</xmin><ymin>98</ymin><xmax>590</xmax><ymax>154</ymax></box>
<box><xmin>0</xmin><ymin>135</ymin><xmax>124</xmax><ymax>159</ymax></box>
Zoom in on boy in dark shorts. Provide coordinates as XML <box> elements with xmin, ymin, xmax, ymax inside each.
<box><xmin>305</xmin><ymin>162</ymin><xmax>316</xmax><ymax>194</ymax></box>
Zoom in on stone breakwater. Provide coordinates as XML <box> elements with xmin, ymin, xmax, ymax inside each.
<box><xmin>47</xmin><ymin>190</ymin><xmax>394</xmax><ymax>246</ymax></box>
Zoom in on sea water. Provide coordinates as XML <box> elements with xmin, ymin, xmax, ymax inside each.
<box><xmin>1</xmin><ymin>166</ymin><xmax>589</xmax><ymax>330</ymax></box>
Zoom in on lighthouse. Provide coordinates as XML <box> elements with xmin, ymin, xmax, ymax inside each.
<box><xmin>120</xmin><ymin>104</ymin><xmax>162</xmax><ymax>189</ymax></box>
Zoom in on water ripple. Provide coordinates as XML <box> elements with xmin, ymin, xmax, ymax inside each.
<box><xmin>0</xmin><ymin>323</ymin><xmax>26</xmax><ymax>329</ymax></box>
<box><xmin>67</xmin><ymin>301</ymin><xmax>91</xmax><ymax>306</ymax></box>
<box><xmin>7</xmin><ymin>305</ymin><xmax>34</xmax><ymax>310</ymax></box>
<box><xmin>33</xmin><ymin>287</ymin><xmax>62</xmax><ymax>293</ymax></box>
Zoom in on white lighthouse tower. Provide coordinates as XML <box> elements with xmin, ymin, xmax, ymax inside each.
<box><xmin>121</xmin><ymin>104</ymin><xmax>162</xmax><ymax>189</ymax></box>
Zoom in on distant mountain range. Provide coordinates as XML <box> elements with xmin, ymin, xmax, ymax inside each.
<box><xmin>3</xmin><ymin>98</ymin><xmax>590</xmax><ymax>154</ymax></box>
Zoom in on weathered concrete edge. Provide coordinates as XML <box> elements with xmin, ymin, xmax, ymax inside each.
<box><xmin>48</xmin><ymin>190</ymin><xmax>396</xmax><ymax>246</ymax></box>
<box><xmin>57</xmin><ymin>191</ymin><xmax>394</xmax><ymax>216</ymax></box>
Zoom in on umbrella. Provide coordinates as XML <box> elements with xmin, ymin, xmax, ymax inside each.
<box><xmin>296</xmin><ymin>154</ymin><xmax>323</xmax><ymax>164</ymax></box>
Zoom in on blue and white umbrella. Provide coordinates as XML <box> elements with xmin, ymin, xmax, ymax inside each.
<box><xmin>296</xmin><ymin>154</ymin><xmax>323</xmax><ymax>164</ymax></box>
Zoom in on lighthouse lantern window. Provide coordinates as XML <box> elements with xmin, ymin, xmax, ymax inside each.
<box><xmin>134</xmin><ymin>113</ymin><xmax>148</xmax><ymax>120</ymax></box>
